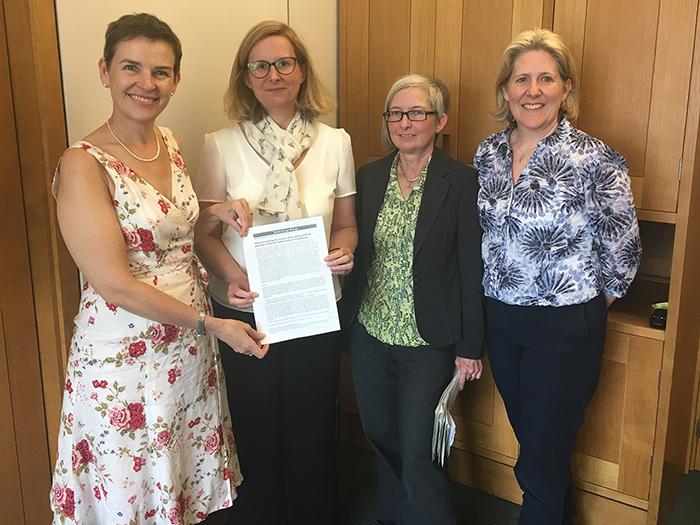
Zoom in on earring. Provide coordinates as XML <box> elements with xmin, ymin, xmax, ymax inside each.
<box><xmin>170</xmin><ymin>92</ymin><xmax>175</xmax><ymax>96</ymax></box>
<box><xmin>103</xmin><ymin>83</ymin><xmax>108</xmax><ymax>87</ymax></box>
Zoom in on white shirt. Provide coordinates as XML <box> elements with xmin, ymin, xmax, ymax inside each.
<box><xmin>194</xmin><ymin>121</ymin><xmax>356</xmax><ymax>310</ymax></box>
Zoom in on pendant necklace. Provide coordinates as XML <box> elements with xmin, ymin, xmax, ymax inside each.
<box><xmin>106</xmin><ymin>119</ymin><xmax>161</xmax><ymax>162</ymax></box>
<box><xmin>398</xmin><ymin>156</ymin><xmax>423</xmax><ymax>186</ymax></box>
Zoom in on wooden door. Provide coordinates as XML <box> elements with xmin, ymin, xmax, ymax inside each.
<box><xmin>573</xmin><ymin>330</ymin><xmax>663</xmax><ymax>503</ymax></box>
<box><xmin>0</xmin><ymin>3</ymin><xmax>53</xmax><ymax>523</ymax></box>
<box><xmin>554</xmin><ymin>0</ymin><xmax>698</xmax><ymax>214</ymax></box>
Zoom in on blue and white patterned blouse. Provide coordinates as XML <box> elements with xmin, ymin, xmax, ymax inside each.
<box><xmin>474</xmin><ymin>118</ymin><xmax>641</xmax><ymax>307</ymax></box>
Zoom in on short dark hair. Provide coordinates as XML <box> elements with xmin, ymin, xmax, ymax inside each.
<box><xmin>103</xmin><ymin>13</ymin><xmax>182</xmax><ymax>74</ymax></box>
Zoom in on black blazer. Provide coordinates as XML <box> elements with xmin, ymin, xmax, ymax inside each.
<box><xmin>342</xmin><ymin>148</ymin><xmax>484</xmax><ymax>358</ymax></box>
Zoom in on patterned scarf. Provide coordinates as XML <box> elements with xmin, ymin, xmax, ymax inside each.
<box><xmin>242</xmin><ymin>112</ymin><xmax>313</xmax><ymax>221</ymax></box>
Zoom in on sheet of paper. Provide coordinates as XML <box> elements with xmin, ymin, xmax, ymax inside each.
<box><xmin>242</xmin><ymin>216</ymin><xmax>340</xmax><ymax>345</ymax></box>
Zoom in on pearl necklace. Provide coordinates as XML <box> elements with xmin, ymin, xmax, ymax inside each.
<box><xmin>106</xmin><ymin>120</ymin><xmax>160</xmax><ymax>163</ymax></box>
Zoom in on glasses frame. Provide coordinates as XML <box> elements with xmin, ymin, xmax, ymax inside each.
<box><xmin>246</xmin><ymin>56</ymin><xmax>299</xmax><ymax>79</ymax></box>
<box><xmin>382</xmin><ymin>109</ymin><xmax>437</xmax><ymax>122</ymax></box>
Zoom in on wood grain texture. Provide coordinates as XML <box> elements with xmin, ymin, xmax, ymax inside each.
<box><xmin>3</xmin><ymin>0</ymin><xmax>77</xmax><ymax>469</ymax></box>
<box><xmin>618</xmin><ymin>336</ymin><xmax>663</xmax><ymax>499</ymax></box>
<box><xmin>576</xmin><ymin>0</ymin><xmax>659</xmax><ymax>183</ymax></box>
<box><xmin>511</xmin><ymin>0</ymin><xmax>546</xmax><ymax>37</ymax></box>
<box><xmin>649</xmin><ymin>2</ymin><xmax>700</xmax><ymax>521</ymax></box>
<box><xmin>435</xmin><ymin>0</ymin><xmax>463</xmax><ymax>158</ymax></box>
<box><xmin>341</xmin><ymin>0</ymin><xmax>370</xmax><ymax>167</ymax></box>
<box><xmin>575</xmin><ymin>359</ymin><xmax>625</xmax><ymax>465</ymax></box>
<box><xmin>574</xmin><ymin>488</ymin><xmax>648</xmax><ymax>525</ymax></box>
<box><xmin>0</xmin><ymin>313</ymin><xmax>24</xmax><ymax>525</ymax></box>
<box><xmin>642</xmin><ymin>0</ymin><xmax>698</xmax><ymax>212</ymax></box>
<box><xmin>410</xmin><ymin>0</ymin><xmax>436</xmax><ymax>74</ymax></box>
<box><xmin>0</xmin><ymin>3</ymin><xmax>52</xmax><ymax>521</ymax></box>
<box><xmin>458</xmin><ymin>0</ymin><xmax>514</xmax><ymax>165</ymax></box>
<box><xmin>552</xmin><ymin>0</ymin><xmax>587</xmax><ymax>110</ymax></box>
<box><xmin>452</xmin><ymin>355</ymin><xmax>519</xmax><ymax>459</ymax></box>
<box><xmin>368</xmin><ymin>0</ymin><xmax>411</xmax><ymax>158</ymax></box>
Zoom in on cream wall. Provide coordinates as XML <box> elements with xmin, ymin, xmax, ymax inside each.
<box><xmin>55</xmin><ymin>1</ymin><xmax>338</xmax><ymax>173</ymax></box>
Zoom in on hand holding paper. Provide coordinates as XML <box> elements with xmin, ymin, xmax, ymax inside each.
<box><xmin>242</xmin><ymin>216</ymin><xmax>340</xmax><ymax>345</ymax></box>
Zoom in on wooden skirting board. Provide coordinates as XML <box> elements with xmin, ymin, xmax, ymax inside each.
<box><xmin>341</xmin><ymin>412</ymin><xmax>649</xmax><ymax>524</ymax></box>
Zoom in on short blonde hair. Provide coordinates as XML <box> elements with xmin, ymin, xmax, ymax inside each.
<box><xmin>380</xmin><ymin>74</ymin><xmax>450</xmax><ymax>150</ymax></box>
<box><xmin>224</xmin><ymin>20</ymin><xmax>332</xmax><ymax>123</ymax></box>
<box><xmin>494</xmin><ymin>28</ymin><xmax>578</xmax><ymax>122</ymax></box>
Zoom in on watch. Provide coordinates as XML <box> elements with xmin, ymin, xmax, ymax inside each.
<box><xmin>195</xmin><ymin>311</ymin><xmax>207</xmax><ymax>337</ymax></box>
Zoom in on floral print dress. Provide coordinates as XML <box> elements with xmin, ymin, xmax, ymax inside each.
<box><xmin>50</xmin><ymin>128</ymin><xmax>242</xmax><ymax>525</ymax></box>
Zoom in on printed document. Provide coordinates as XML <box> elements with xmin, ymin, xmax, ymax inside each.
<box><xmin>242</xmin><ymin>216</ymin><xmax>340</xmax><ymax>344</ymax></box>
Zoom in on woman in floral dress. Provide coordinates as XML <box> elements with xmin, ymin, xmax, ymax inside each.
<box><xmin>50</xmin><ymin>13</ymin><xmax>266</xmax><ymax>525</ymax></box>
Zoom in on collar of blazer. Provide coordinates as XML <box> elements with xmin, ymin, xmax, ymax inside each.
<box><xmin>362</xmin><ymin>147</ymin><xmax>452</xmax><ymax>264</ymax></box>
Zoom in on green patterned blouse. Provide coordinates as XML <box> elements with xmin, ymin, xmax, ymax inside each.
<box><xmin>357</xmin><ymin>154</ymin><xmax>430</xmax><ymax>346</ymax></box>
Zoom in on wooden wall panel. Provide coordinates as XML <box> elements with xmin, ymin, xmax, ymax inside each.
<box><xmin>368</xmin><ymin>0</ymin><xmax>411</xmax><ymax>158</ymax></box>
<box><xmin>694</xmin><ymin>340</ymin><xmax>700</xmax><ymax>470</ymax></box>
<box><xmin>409</xmin><ymin>0</ymin><xmax>436</xmax><ymax>74</ymax></box>
<box><xmin>458</xmin><ymin>0</ymin><xmax>513</xmax><ymax>165</ymax></box>
<box><xmin>0</xmin><ymin>314</ymin><xmax>24</xmax><ymax>525</ymax></box>
<box><xmin>576</xmin><ymin>0</ymin><xmax>658</xmax><ymax>188</ymax></box>
<box><xmin>618</xmin><ymin>336</ymin><xmax>663</xmax><ymax>499</ymax></box>
<box><xmin>341</xmin><ymin>0</ymin><xmax>370</xmax><ymax>167</ymax></box>
<box><xmin>3</xmin><ymin>0</ymin><xmax>77</xmax><ymax>466</ymax></box>
<box><xmin>511</xmin><ymin>0</ymin><xmax>552</xmax><ymax>37</ymax></box>
<box><xmin>642</xmin><ymin>0</ymin><xmax>698</xmax><ymax>212</ymax></box>
<box><xmin>0</xmin><ymin>3</ymin><xmax>52</xmax><ymax>521</ymax></box>
<box><xmin>435</xmin><ymin>0</ymin><xmax>464</xmax><ymax>159</ymax></box>
<box><xmin>453</xmin><ymin>356</ymin><xmax>519</xmax><ymax>459</ymax></box>
<box><xmin>552</xmin><ymin>0</ymin><xmax>588</xmax><ymax>87</ymax></box>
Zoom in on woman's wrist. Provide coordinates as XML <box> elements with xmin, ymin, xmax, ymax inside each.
<box><xmin>203</xmin><ymin>314</ymin><xmax>223</xmax><ymax>337</ymax></box>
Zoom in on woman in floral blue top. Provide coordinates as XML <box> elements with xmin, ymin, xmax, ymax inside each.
<box><xmin>474</xmin><ymin>29</ymin><xmax>641</xmax><ymax>525</ymax></box>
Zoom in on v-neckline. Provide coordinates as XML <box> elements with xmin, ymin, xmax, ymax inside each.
<box><xmin>84</xmin><ymin>131</ymin><xmax>177</xmax><ymax>205</ymax></box>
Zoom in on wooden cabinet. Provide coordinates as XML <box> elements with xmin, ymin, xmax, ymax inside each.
<box><xmin>341</xmin><ymin>0</ymin><xmax>696</xmax><ymax>218</ymax></box>
<box><xmin>339</xmin><ymin>1</ymin><xmax>700</xmax><ymax>523</ymax></box>
<box><xmin>554</xmin><ymin>0</ymin><xmax>698</xmax><ymax>216</ymax></box>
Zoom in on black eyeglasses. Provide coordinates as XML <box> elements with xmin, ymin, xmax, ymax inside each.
<box><xmin>383</xmin><ymin>109</ymin><xmax>437</xmax><ymax>122</ymax></box>
<box><xmin>246</xmin><ymin>57</ymin><xmax>299</xmax><ymax>79</ymax></box>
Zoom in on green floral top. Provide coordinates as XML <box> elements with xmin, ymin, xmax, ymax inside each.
<box><xmin>357</xmin><ymin>154</ymin><xmax>430</xmax><ymax>346</ymax></box>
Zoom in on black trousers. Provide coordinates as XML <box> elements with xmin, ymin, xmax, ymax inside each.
<box><xmin>213</xmin><ymin>302</ymin><xmax>341</xmax><ymax>525</ymax></box>
<box><xmin>349</xmin><ymin>322</ymin><xmax>456</xmax><ymax>525</ymax></box>
<box><xmin>486</xmin><ymin>295</ymin><xmax>607</xmax><ymax>525</ymax></box>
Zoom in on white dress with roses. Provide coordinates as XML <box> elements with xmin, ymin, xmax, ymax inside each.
<box><xmin>50</xmin><ymin>128</ymin><xmax>242</xmax><ymax>525</ymax></box>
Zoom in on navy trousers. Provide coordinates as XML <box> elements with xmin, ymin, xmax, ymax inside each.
<box><xmin>486</xmin><ymin>295</ymin><xmax>607</xmax><ymax>525</ymax></box>
<box><xmin>214</xmin><ymin>302</ymin><xmax>341</xmax><ymax>525</ymax></box>
<box><xmin>349</xmin><ymin>322</ymin><xmax>456</xmax><ymax>525</ymax></box>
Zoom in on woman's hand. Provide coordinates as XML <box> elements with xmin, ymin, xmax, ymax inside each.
<box><xmin>455</xmin><ymin>357</ymin><xmax>483</xmax><ymax>391</ymax></box>
<box><xmin>325</xmin><ymin>247</ymin><xmax>354</xmax><ymax>276</ymax></box>
<box><xmin>208</xmin><ymin>317</ymin><xmax>269</xmax><ymax>359</ymax></box>
<box><xmin>207</xmin><ymin>199</ymin><xmax>253</xmax><ymax>236</ymax></box>
<box><xmin>227</xmin><ymin>274</ymin><xmax>259</xmax><ymax>309</ymax></box>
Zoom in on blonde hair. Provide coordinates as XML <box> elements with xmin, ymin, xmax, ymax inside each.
<box><xmin>224</xmin><ymin>20</ymin><xmax>332</xmax><ymax>123</ymax></box>
<box><xmin>380</xmin><ymin>74</ymin><xmax>450</xmax><ymax>150</ymax></box>
<box><xmin>494</xmin><ymin>28</ymin><xmax>578</xmax><ymax>122</ymax></box>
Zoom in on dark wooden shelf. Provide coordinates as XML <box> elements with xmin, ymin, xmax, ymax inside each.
<box><xmin>607</xmin><ymin>278</ymin><xmax>668</xmax><ymax>341</ymax></box>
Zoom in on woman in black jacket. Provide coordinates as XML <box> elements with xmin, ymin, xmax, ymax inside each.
<box><xmin>343</xmin><ymin>74</ymin><xmax>485</xmax><ymax>525</ymax></box>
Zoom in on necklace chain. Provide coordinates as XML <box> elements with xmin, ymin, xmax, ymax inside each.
<box><xmin>106</xmin><ymin>120</ymin><xmax>160</xmax><ymax>163</ymax></box>
<box><xmin>398</xmin><ymin>155</ymin><xmax>427</xmax><ymax>186</ymax></box>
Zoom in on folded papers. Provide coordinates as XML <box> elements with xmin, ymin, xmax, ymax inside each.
<box><xmin>432</xmin><ymin>371</ymin><xmax>460</xmax><ymax>466</ymax></box>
